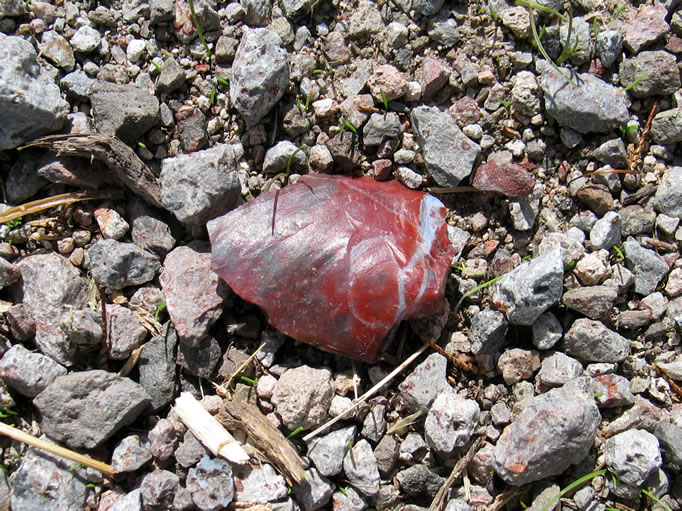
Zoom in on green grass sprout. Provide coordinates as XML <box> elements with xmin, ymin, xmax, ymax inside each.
<box><xmin>380</xmin><ymin>89</ymin><xmax>389</xmax><ymax>110</ymax></box>
<box><xmin>340</xmin><ymin>118</ymin><xmax>357</xmax><ymax>134</ymax></box>
<box><xmin>539</xmin><ymin>469</ymin><xmax>608</xmax><ymax>511</ymax></box>
<box><xmin>240</xmin><ymin>375</ymin><xmax>259</xmax><ymax>387</ymax></box>
<box><xmin>216</xmin><ymin>77</ymin><xmax>229</xmax><ymax>86</ymax></box>
<box><xmin>622</xmin><ymin>74</ymin><xmax>645</xmax><ymax>92</ymax></box>
<box><xmin>188</xmin><ymin>0</ymin><xmax>211</xmax><ymax>61</ymax></box>
<box><xmin>641</xmin><ymin>489</ymin><xmax>673</xmax><ymax>511</ymax></box>
<box><xmin>613</xmin><ymin>5</ymin><xmax>626</xmax><ymax>20</ymax></box>
<box><xmin>154</xmin><ymin>301</ymin><xmax>166</xmax><ymax>321</ymax></box>
<box><xmin>286</xmin><ymin>426</ymin><xmax>304</xmax><ymax>440</ymax></box>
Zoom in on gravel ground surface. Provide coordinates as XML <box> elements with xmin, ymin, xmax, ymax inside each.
<box><xmin>0</xmin><ymin>0</ymin><xmax>682</xmax><ymax>510</ymax></box>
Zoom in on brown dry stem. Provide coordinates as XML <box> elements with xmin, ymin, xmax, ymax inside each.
<box><xmin>429</xmin><ymin>436</ymin><xmax>484</xmax><ymax>511</ymax></box>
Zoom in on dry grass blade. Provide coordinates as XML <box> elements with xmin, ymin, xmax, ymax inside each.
<box><xmin>221</xmin><ymin>342</ymin><xmax>265</xmax><ymax>391</ymax></box>
<box><xmin>429</xmin><ymin>436</ymin><xmax>485</xmax><ymax>511</ymax></box>
<box><xmin>0</xmin><ymin>421</ymin><xmax>116</xmax><ymax>476</ymax></box>
<box><xmin>21</xmin><ymin>134</ymin><xmax>162</xmax><ymax>208</ymax></box>
<box><xmin>386</xmin><ymin>410</ymin><xmax>422</xmax><ymax>436</ymax></box>
<box><xmin>0</xmin><ymin>190</ymin><xmax>123</xmax><ymax>225</ymax></box>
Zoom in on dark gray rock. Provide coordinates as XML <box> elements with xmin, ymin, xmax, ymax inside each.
<box><xmin>111</xmin><ymin>434</ymin><xmax>152</xmax><ymax>472</ymax></box>
<box><xmin>532</xmin><ymin>312</ymin><xmax>562</xmax><ymax>350</ymax></box>
<box><xmin>605</xmin><ymin>429</ymin><xmax>661</xmax><ymax>487</ymax></box>
<box><xmin>563</xmin><ymin>319</ymin><xmax>630</xmax><ymax>362</ymax></box>
<box><xmin>272</xmin><ymin>366</ymin><xmax>333</xmax><ymax>430</ymax></box>
<box><xmin>0</xmin><ymin>257</ymin><xmax>19</xmax><ymax>289</ymax></box>
<box><xmin>623</xmin><ymin>237</ymin><xmax>669</xmax><ymax>295</ymax></box>
<box><xmin>160</xmin><ymin>143</ymin><xmax>241</xmax><ymax>225</ymax></box>
<box><xmin>10</xmin><ymin>442</ymin><xmax>88</xmax><ymax>511</ymax></box>
<box><xmin>326</xmin><ymin>131</ymin><xmax>362</xmax><ymax>171</ymax></box>
<box><xmin>361</xmin><ymin>402</ymin><xmax>386</xmax><ymax>443</ymax></box>
<box><xmin>411</xmin><ymin>106</ymin><xmax>480</xmax><ymax>187</ymax></box>
<box><xmin>0</xmin><ymin>344</ymin><xmax>66</xmax><ymax>397</ymax></box>
<box><xmin>262</xmin><ymin>140</ymin><xmax>307</xmax><ymax>174</ymax></box>
<box><xmin>596</xmin><ymin>29</ymin><xmax>623</xmax><ymax>68</ymax></box>
<box><xmin>87</xmin><ymin>239</ymin><xmax>160</xmax><ymax>290</ymax></box>
<box><xmin>655</xmin><ymin>166</ymin><xmax>682</xmax><ymax>218</ymax></box>
<box><xmin>90</xmin><ymin>81</ymin><xmax>160</xmax><ymax>144</ymax></box>
<box><xmin>127</xmin><ymin>199</ymin><xmax>175</xmax><ymax>257</ymax></box>
<box><xmin>307</xmin><ymin>426</ymin><xmax>356</xmax><ymax>476</ymax></box>
<box><xmin>374</xmin><ymin>434</ymin><xmax>399</xmax><ymax>476</ymax></box>
<box><xmin>292</xmin><ymin>468</ymin><xmax>333</xmax><ymax>511</ymax></box>
<box><xmin>34</xmin><ymin>369</ymin><xmax>151</xmax><ymax>449</ymax></box>
<box><xmin>149</xmin><ymin>418</ymin><xmax>177</xmax><ymax>461</ymax></box>
<box><xmin>140</xmin><ymin>469</ymin><xmax>179</xmax><ymax>509</ymax></box>
<box><xmin>186</xmin><ymin>456</ymin><xmax>234</xmax><ymax>509</ymax></box>
<box><xmin>395</xmin><ymin>464</ymin><xmax>445</xmax><ymax>498</ymax></box>
<box><xmin>139</xmin><ymin>323</ymin><xmax>178</xmax><ymax>411</ymax></box>
<box><xmin>427</xmin><ymin>10</ymin><xmax>460</xmax><ymax>47</ymax></box>
<box><xmin>492</xmin><ymin>377</ymin><xmax>600</xmax><ymax>486</ymax></box>
<box><xmin>155</xmin><ymin>57</ymin><xmax>185</xmax><ymax>94</ymax></box>
<box><xmin>363</xmin><ymin>112</ymin><xmax>401</xmax><ymax>146</ymax></box>
<box><xmin>539</xmin><ymin>65</ymin><xmax>630</xmax><ymax>133</ymax></box>
<box><xmin>650</xmin><ymin>108</ymin><xmax>682</xmax><ymax>145</ymax></box>
<box><xmin>619</xmin><ymin>51</ymin><xmax>680</xmax><ymax>99</ymax></box>
<box><xmin>281</xmin><ymin>0</ymin><xmax>313</xmax><ymax>19</ymax></box>
<box><xmin>491</xmin><ymin>248</ymin><xmax>564</xmax><ymax>325</ymax></box>
<box><xmin>0</xmin><ymin>35</ymin><xmax>69</xmax><ymax>150</ymax></box>
<box><xmin>594</xmin><ymin>138</ymin><xmax>628</xmax><ymax>168</ymax></box>
<box><xmin>342</xmin><ymin>439</ymin><xmax>380</xmax><ymax>498</ymax></box>
<box><xmin>241</xmin><ymin>0</ymin><xmax>271</xmax><ymax>26</ymax></box>
<box><xmin>59</xmin><ymin>308</ymin><xmax>102</xmax><ymax>347</ymax></box>
<box><xmin>469</xmin><ymin>309</ymin><xmax>508</xmax><ymax>355</ymax></box>
<box><xmin>175</xmin><ymin>430</ymin><xmax>211</xmax><ymax>467</ymax></box>
<box><xmin>230</xmin><ymin>28</ymin><xmax>288</xmax><ymax>126</ymax></box>
<box><xmin>5</xmin><ymin>151</ymin><xmax>51</xmax><ymax>203</ymax></box>
<box><xmin>424</xmin><ymin>393</ymin><xmax>479</xmax><ymax>457</ymax></box>
<box><xmin>176</xmin><ymin>335</ymin><xmax>221</xmax><ymax>378</ymax></box>
<box><xmin>13</xmin><ymin>253</ymin><xmax>90</xmax><ymax>365</ymax></box>
<box><xmin>175</xmin><ymin>106</ymin><xmax>207</xmax><ymax>152</ymax></box>
<box><xmin>398</xmin><ymin>353</ymin><xmax>452</xmax><ymax>413</ymax></box>
<box><xmin>106</xmin><ymin>304</ymin><xmax>147</xmax><ymax>360</ymax></box>
<box><xmin>562</xmin><ymin>286</ymin><xmax>617</xmax><ymax>319</ymax></box>
<box><xmin>619</xmin><ymin>205</ymin><xmax>656</xmax><ymax>237</ymax></box>
<box><xmin>653</xmin><ymin>421</ymin><xmax>682</xmax><ymax>471</ymax></box>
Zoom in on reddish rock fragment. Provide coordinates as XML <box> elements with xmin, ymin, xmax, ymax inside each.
<box><xmin>208</xmin><ymin>175</ymin><xmax>455</xmax><ymax>362</ymax></box>
<box><xmin>472</xmin><ymin>161</ymin><xmax>535</xmax><ymax>197</ymax></box>
<box><xmin>419</xmin><ymin>57</ymin><xmax>448</xmax><ymax>100</ymax></box>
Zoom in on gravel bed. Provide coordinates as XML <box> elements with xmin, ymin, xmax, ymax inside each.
<box><xmin>0</xmin><ymin>0</ymin><xmax>681</xmax><ymax>510</ymax></box>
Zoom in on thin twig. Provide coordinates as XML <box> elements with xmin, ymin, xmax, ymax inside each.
<box><xmin>653</xmin><ymin>364</ymin><xmax>682</xmax><ymax>400</ymax></box>
<box><xmin>221</xmin><ymin>342</ymin><xmax>266</xmax><ymax>392</ymax></box>
<box><xmin>0</xmin><ymin>422</ymin><xmax>116</xmax><ymax>476</ymax></box>
<box><xmin>429</xmin><ymin>436</ymin><xmax>484</xmax><ymax>511</ymax></box>
<box><xmin>302</xmin><ymin>344</ymin><xmax>429</xmax><ymax>442</ymax></box>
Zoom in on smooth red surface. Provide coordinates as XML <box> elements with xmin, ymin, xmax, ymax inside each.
<box><xmin>207</xmin><ymin>174</ymin><xmax>455</xmax><ymax>362</ymax></box>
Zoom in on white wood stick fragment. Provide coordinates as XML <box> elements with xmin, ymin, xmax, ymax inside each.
<box><xmin>174</xmin><ymin>392</ymin><xmax>250</xmax><ymax>464</ymax></box>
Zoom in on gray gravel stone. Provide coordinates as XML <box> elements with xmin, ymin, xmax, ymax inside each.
<box><xmin>605</xmin><ymin>429</ymin><xmax>662</xmax><ymax>487</ymax></box>
<box><xmin>497</xmin><ymin>348</ymin><xmax>540</xmax><ymax>385</ymax></box>
<box><xmin>40</xmin><ymin>30</ymin><xmax>75</xmax><ymax>72</ymax></box>
<box><xmin>655</xmin><ymin>166</ymin><xmax>682</xmax><ymax>218</ymax></box>
<box><xmin>307</xmin><ymin>425</ymin><xmax>356</xmax><ymax>477</ymax></box>
<box><xmin>623</xmin><ymin>237</ymin><xmax>669</xmax><ymax>295</ymax></box>
<box><xmin>263</xmin><ymin>140</ymin><xmax>307</xmax><ymax>173</ymax></box>
<box><xmin>361</xmin><ymin>401</ymin><xmax>386</xmax><ymax>443</ymax></box>
<box><xmin>653</xmin><ymin>421</ymin><xmax>682</xmax><ymax>471</ymax></box>
<box><xmin>363</xmin><ymin>112</ymin><xmax>401</xmax><ymax>146</ymax></box>
<box><xmin>620</xmin><ymin>205</ymin><xmax>656</xmax><ymax>237</ymax></box>
<box><xmin>175</xmin><ymin>430</ymin><xmax>209</xmax><ymax>468</ymax></box>
<box><xmin>0</xmin><ymin>344</ymin><xmax>66</xmax><ymax>397</ymax></box>
<box><xmin>0</xmin><ymin>257</ymin><xmax>19</xmax><ymax>289</ymax></box>
<box><xmin>186</xmin><ymin>456</ymin><xmax>234</xmax><ymax>510</ymax></box>
<box><xmin>594</xmin><ymin>138</ymin><xmax>627</xmax><ymax>168</ymax></box>
<box><xmin>532</xmin><ymin>312</ymin><xmax>562</xmax><ymax>350</ymax></box>
<box><xmin>176</xmin><ymin>334</ymin><xmax>221</xmax><ymax>378</ymax></box>
<box><xmin>374</xmin><ymin>434</ymin><xmax>399</xmax><ymax>475</ymax></box>
<box><xmin>596</xmin><ymin>29</ymin><xmax>623</xmax><ymax>67</ymax></box>
<box><xmin>139</xmin><ymin>323</ymin><xmax>178</xmax><ymax>411</ymax></box>
<box><xmin>90</xmin><ymin>81</ymin><xmax>159</xmax><ymax>144</ymax></box>
<box><xmin>59</xmin><ymin>308</ymin><xmax>102</xmax><ymax>347</ymax></box>
<box><xmin>559</xmin><ymin>16</ymin><xmax>593</xmax><ymax>64</ymax></box>
<box><xmin>140</xmin><ymin>469</ymin><xmax>179</xmax><ymax>509</ymax></box>
<box><xmin>331</xmin><ymin>486</ymin><xmax>366</xmax><ymax>511</ymax></box>
<box><xmin>539</xmin><ymin>65</ymin><xmax>630</xmax><ymax>133</ymax></box>
<box><xmin>562</xmin><ymin>286</ymin><xmax>617</xmax><ymax>320</ymax></box>
<box><xmin>292</xmin><ymin>467</ymin><xmax>333</xmax><ymax>511</ymax></box>
<box><xmin>508</xmin><ymin>182</ymin><xmax>542</xmax><ymax>231</ymax></box>
<box><xmin>160</xmin><ymin>143</ymin><xmax>241</xmax><ymax>225</ymax></box>
<box><xmin>589</xmin><ymin>211</ymin><xmax>621</xmax><ymax>250</ymax></box>
<box><xmin>426</xmin><ymin>9</ymin><xmax>460</xmax><ymax>47</ymax></box>
<box><xmin>492</xmin><ymin>377</ymin><xmax>600</xmax><ymax>486</ymax></box>
<box><xmin>272</xmin><ymin>366</ymin><xmax>333</xmax><ymax>430</ymax></box>
<box><xmin>398</xmin><ymin>353</ymin><xmax>452</xmax><ymax>412</ymax></box>
<box><xmin>619</xmin><ymin>51</ymin><xmax>680</xmax><ymax>99</ymax></box>
<box><xmin>106</xmin><ymin>303</ymin><xmax>147</xmax><ymax>360</ymax></box>
<box><xmin>10</xmin><ymin>443</ymin><xmax>88</xmax><ymax>511</ymax></box>
<box><xmin>34</xmin><ymin>369</ymin><xmax>151</xmax><ymax>449</ymax></box>
<box><xmin>149</xmin><ymin>418</ymin><xmax>177</xmax><ymax>461</ymax></box>
<box><xmin>563</xmin><ymin>319</ymin><xmax>630</xmax><ymax>363</ymax></box>
<box><xmin>0</xmin><ymin>0</ymin><xmax>26</xmax><ymax>16</ymax></box>
<box><xmin>491</xmin><ymin>248</ymin><xmax>564</xmax><ymax>325</ymax></box>
<box><xmin>12</xmin><ymin>252</ymin><xmax>90</xmax><ymax>365</ymax></box>
<box><xmin>650</xmin><ymin>108</ymin><xmax>682</xmax><ymax>145</ymax></box>
<box><xmin>343</xmin><ymin>439</ymin><xmax>380</xmax><ymax>498</ymax></box>
<box><xmin>537</xmin><ymin>232</ymin><xmax>585</xmax><ymax>267</ymax></box>
<box><xmin>232</xmin><ymin>463</ymin><xmax>288</xmax><ymax>504</ymax></box>
<box><xmin>536</xmin><ymin>352</ymin><xmax>583</xmax><ymax>389</ymax></box>
<box><xmin>0</xmin><ymin>35</ymin><xmax>69</xmax><ymax>150</ymax></box>
<box><xmin>348</xmin><ymin>1</ymin><xmax>383</xmax><ymax>39</ymax></box>
<box><xmin>160</xmin><ymin>244</ymin><xmax>227</xmax><ymax>347</ymax></box>
<box><xmin>410</xmin><ymin>105</ymin><xmax>480</xmax><ymax>187</ymax></box>
<box><xmin>70</xmin><ymin>25</ymin><xmax>102</xmax><ymax>53</ymax></box>
<box><xmin>155</xmin><ymin>57</ymin><xmax>186</xmax><ymax>94</ymax></box>
<box><xmin>396</xmin><ymin>464</ymin><xmax>445</xmax><ymax>498</ymax></box>
<box><xmin>109</xmin><ymin>489</ymin><xmax>142</xmax><ymax>511</ymax></box>
<box><xmin>425</xmin><ymin>393</ymin><xmax>479</xmax><ymax>457</ymax></box>
<box><xmin>87</xmin><ymin>239</ymin><xmax>160</xmax><ymax>290</ymax></box>
<box><xmin>127</xmin><ymin>199</ymin><xmax>176</xmax><ymax>257</ymax></box>
<box><xmin>510</xmin><ymin>71</ymin><xmax>541</xmax><ymax>119</ymax></box>
<box><xmin>111</xmin><ymin>434</ymin><xmax>152</xmax><ymax>472</ymax></box>
<box><xmin>231</xmin><ymin>28</ymin><xmax>288</xmax><ymax>126</ymax></box>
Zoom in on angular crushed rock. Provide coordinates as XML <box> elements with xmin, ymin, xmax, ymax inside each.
<box><xmin>160</xmin><ymin>143</ymin><xmax>242</xmax><ymax>225</ymax></box>
<box><xmin>87</xmin><ymin>239</ymin><xmax>160</xmax><ymax>290</ymax></box>
<box><xmin>491</xmin><ymin>248</ymin><xmax>564</xmax><ymax>325</ymax></box>
<box><xmin>111</xmin><ymin>435</ymin><xmax>152</xmax><ymax>473</ymax></box>
<box><xmin>0</xmin><ymin>344</ymin><xmax>66</xmax><ymax>397</ymax></box>
<box><xmin>230</xmin><ymin>28</ymin><xmax>289</xmax><ymax>126</ymax></box>
<box><xmin>605</xmin><ymin>429</ymin><xmax>662</xmax><ymax>487</ymax></box>
<box><xmin>106</xmin><ymin>303</ymin><xmax>148</xmax><ymax>360</ymax></box>
<box><xmin>34</xmin><ymin>369</ymin><xmax>151</xmax><ymax>449</ymax></box>
<box><xmin>410</xmin><ymin>105</ymin><xmax>481</xmax><ymax>187</ymax></box>
<box><xmin>563</xmin><ymin>319</ymin><xmax>630</xmax><ymax>363</ymax></box>
<box><xmin>272</xmin><ymin>366</ymin><xmax>334</xmax><ymax>430</ymax></box>
<box><xmin>562</xmin><ymin>286</ymin><xmax>617</xmax><ymax>320</ymax></box>
<box><xmin>342</xmin><ymin>439</ymin><xmax>380</xmax><ymax>498</ymax></box>
<box><xmin>654</xmin><ymin>167</ymin><xmax>682</xmax><ymax>218</ymax></box>
<box><xmin>160</xmin><ymin>243</ymin><xmax>228</xmax><ymax>346</ymax></box>
<box><xmin>424</xmin><ymin>393</ymin><xmax>480</xmax><ymax>457</ymax></box>
<box><xmin>0</xmin><ymin>35</ymin><xmax>69</xmax><ymax>150</ymax></box>
<box><xmin>623</xmin><ymin>237</ymin><xmax>670</xmax><ymax>295</ymax></box>
<box><xmin>619</xmin><ymin>51</ymin><xmax>680</xmax><ymax>99</ymax></box>
<box><xmin>232</xmin><ymin>463</ymin><xmax>288</xmax><ymax>504</ymax></box>
<box><xmin>292</xmin><ymin>467</ymin><xmax>333</xmax><ymax>511</ymax></box>
<box><xmin>398</xmin><ymin>353</ymin><xmax>452</xmax><ymax>412</ymax></box>
<box><xmin>186</xmin><ymin>456</ymin><xmax>234</xmax><ymax>510</ymax></box>
<box><xmin>492</xmin><ymin>377</ymin><xmax>600</xmax><ymax>486</ymax></box>
<box><xmin>139</xmin><ymin>323</ymin><xmax>178</xmax><ymax>411</ymax></box>
<box><xmin>307</xmin><ymin>426</ymin><xmax>356</xmax><ymax>477</ymax></box>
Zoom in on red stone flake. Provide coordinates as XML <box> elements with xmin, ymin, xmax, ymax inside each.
<box><xmin>208</xmin><ymin>174</ymin><xmax>456</xmax><ymax>362</ymax></box>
